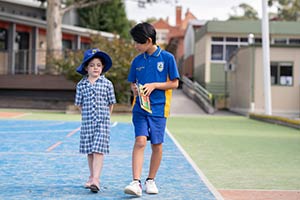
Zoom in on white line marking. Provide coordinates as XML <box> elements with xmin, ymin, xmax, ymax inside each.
<box><xmin>166</xmin><ymin>128</ymin><xmax>224</xmax><ymax>200</ymax></box>
<box><xmin>111</xmin><ymin>121</ymin><xmax>118</xmax><ymax>127</ymax></box>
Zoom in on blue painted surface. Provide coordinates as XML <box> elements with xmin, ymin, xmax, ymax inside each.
<box><xmin>0</xmin><ymin>120</ymin><xmax>216</xmax><ymax>200</ymax></box>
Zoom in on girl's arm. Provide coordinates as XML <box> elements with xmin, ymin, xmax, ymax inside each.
<box><xmin>109</xmin><ymin>104</ymin><xmax>114</xmax><ymax>115</ymax></box>
<box><xmin>75</xmin><ymin>105</ymin><xmax>82</xmax><ymax>113</ymax></box>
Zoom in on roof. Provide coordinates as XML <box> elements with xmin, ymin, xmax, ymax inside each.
<box><xmin>152</xmin><ymin>19</ymin><xmax>172</xmax><ymax>29</ymax></box>
<box><xmin>179</xmin><ymin>9</ymin><xmax>197</xmax><ymax>30</ymax></box>
<box><xmin>196</xmin><ymin>20</ymin><xmax>300</xmax><ymax>40</ymax></box>
<box><xmin>0</xmin><ymin>0</ymin><xmax>42</xmax><ymax>8</ymax></box>
<box><xmin>0</xmin><ymin>12</ymin><xmax>116</xmax><ymax>38</ymax></box>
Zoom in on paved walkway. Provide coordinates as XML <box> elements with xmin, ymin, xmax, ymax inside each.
<box><xmin>170</xmin><ymin>89</ymin><xmax>206</xmax><ymax>116</ymax></box>
<box><xmin>170</xmin><ymin>89</ymin><xmax>237</xmax><ymax>116</ymax></box>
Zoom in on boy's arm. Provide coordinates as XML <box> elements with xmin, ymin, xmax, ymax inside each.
<box><xmin>130</xmin><ymin>83</ymin><xmax>138</xmax><ymax>96</ymax></box>
<box><xmin>142</xmin><ymin>79</ymin><xmax>179</xmax><ymax>96</ymax></box>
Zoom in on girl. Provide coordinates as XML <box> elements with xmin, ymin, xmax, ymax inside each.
<box><xmin>75</xmin><ymin>48</ymin><xmax>116</xmax><ymax>193</ymax></box>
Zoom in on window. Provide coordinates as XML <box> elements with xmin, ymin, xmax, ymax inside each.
<box><xmin>240</xmin><ymin>37</ymin><xmax>248</xmax><ymax>42</ymax></box>
<box><xmin>226</xmin><ymin>37</ymin><xmax>238</xmax><ymax>42</ymax></box>
<box><xmin>212</xmin><ymin>37</ymin><xmax>223</xmax><ymax>42</ymax></box>
<box><xmin>62</xmin><ymin>39</ymin><xmax>72</xmax><ymax>49</ymax></box>
<box><xmin>211</xmin><ymin>44</ymin><xmax>223</xmax><ymax>60</ymax></box>
<box><xmin>210</xmin><ymin>36</ymin><xmax>246</xmax><ymax>61</ymax></box>
<box><xmin>271</xmin><ymin>62</ymin><xmax>293</xmax><ymax>86</ymax></box>
<box><xmin>273</xmin><ymin>38</ymin><xmax>287</xmax><ymax>44</ymax></box>
<box><xmin>225</xmin><ymin>45</ymin><xmax>238</xmax><ymax>61</ymax></box>
<box><xmin>0</xmin><ymin>28</ymin><xmax>7</xmax><ymax>50</ymax></box>
<box><xmin>255</xmin><ymin>38</ymin><xmax>262</xmax><ymax>44</ymax></box>
<box><xmin>81</xmin><ymin>42</ymin><xmax>90</xmax><ymax>50</ymax></box>
<box><xmin>289</xmin><ymin>38</ymin><xmax>300</xmax><ymax>45</ymax></box>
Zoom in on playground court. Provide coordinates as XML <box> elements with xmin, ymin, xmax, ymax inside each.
<box><xmin>1</xmin><ymin>109</ymin><xmax>300</xmax><ymax>200</ymax></box>
<box><xmin>0</xmin><ymin>117</ymin><xmax>222</xmax><ymax>200</ymax></box>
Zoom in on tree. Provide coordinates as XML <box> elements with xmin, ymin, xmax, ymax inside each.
<box><xmin>38</xmin><ymin>0</ymin><xmax>111</xmax><ymax>74</ymax></box>
<box><xmin>78</xmin><ymin>0</ymin><xmax>130</xmax><ymax>39</ymax></box>
<box><xmin>38</xmin><ymin>0</ymin><xmax>175</xmax><ymax>74</ymax></box>
<box><xmin>229</xmin><ymin>3</ymin><xmax>259</xmax><ymax>20</ymax></box>
<box><xmin>268</xmin><ymin>0</ymin><xmax>300</xmax><ymax>21</ymax></box>
<box><xmin>56</xmin><ymin>35</ymin><xmax>137</xmax><ymax>103</ymax></box>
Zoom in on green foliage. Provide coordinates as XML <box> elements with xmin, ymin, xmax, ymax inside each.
<box><xmin>229</xmin><ymin>3</ymin><xmax>259</xmax><ymax>20</ymax></box>
<box><xmin>55</xmin><ymin>35</ymin><xmax>137</xmax><ymax>104</ymax></box>
<box><xmin>78</xmin><ymin>0</ymin><xmax>131</xmax><ymax>39</ymax></box>
<box><xmin>268</xmin><ymin>0</ymin><xmax>300</xmax><ymax>21</ymax></box>
<box><xmin>90</xmin><ymin>35</ymin><xmax>136</xmax><ymax>104</ymax></box>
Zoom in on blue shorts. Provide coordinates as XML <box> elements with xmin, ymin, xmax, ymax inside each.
<box><xmin>132</xmin><ymin>112</ymin><xmax>167</xmax><ymax>144</ymax></box>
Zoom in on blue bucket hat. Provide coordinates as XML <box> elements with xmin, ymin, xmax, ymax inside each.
<box><xmin>76</xmin><ymin>48</ymin><xmax>112</xmax><ymax>75</ymax></box>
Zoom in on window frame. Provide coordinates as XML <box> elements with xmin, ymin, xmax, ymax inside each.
<box><xmin>0</xmin><ymin>28</ymin><xmax>8</xmax><ymax>50</ymax></box>
<box><xmin>270</xmin><ymin>61</ymin><xmax>293</xmax><ymax>86</ymax></box>
<box><xmin>210</xmin><ymin>36</ymin><xmax>248</xmax><ymax>62</ymax></box>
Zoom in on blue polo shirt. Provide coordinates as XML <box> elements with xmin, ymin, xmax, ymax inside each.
<box><xmin>128</xmin><ymin>46</ymin><xmax>180</xmax><ymax>117</ymax></box>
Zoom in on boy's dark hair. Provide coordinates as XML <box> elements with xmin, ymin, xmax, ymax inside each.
<box><xmin>130</xmin><ymin>22</ymin><xmax>156</xmax><ymax>44</ymax></box>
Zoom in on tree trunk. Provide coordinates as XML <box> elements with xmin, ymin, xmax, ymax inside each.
<box><xmin>46</xmin><ymin>0</ymin><xmax>63</xmax><ymax>74</ymax></box>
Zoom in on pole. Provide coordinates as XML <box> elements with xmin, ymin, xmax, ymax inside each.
<box><xmin>261</xmin><ymin>0</ymin><xmax>272</xmax><ymax>115</ymax></box>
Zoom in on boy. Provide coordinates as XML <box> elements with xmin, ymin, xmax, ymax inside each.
<box><xmin>124</xmin><ymin>22</ymin><xmax>179</xmax><ymax>197</ymax></box>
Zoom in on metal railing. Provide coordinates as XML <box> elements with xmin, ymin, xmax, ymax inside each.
<box><xmin>181</xmin><ymin>76</ymin><xmax>215</xmax><ymax>113</ymax></box>
<box><xmin>182</xmin><ymin>76</ymin><xmax>214</xmax><ymax>106</ymax></box>
<box><xmin>0</xmin><ymin>49</ymin><xmax>80</xmax><ymax>75</ymax></box>
<box><xmin>194</xmin><ymin>82</ymin><xmax>214</xmax><ymax>106</ymax></box>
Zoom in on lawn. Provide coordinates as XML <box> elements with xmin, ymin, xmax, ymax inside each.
<box><xmin>167</xmin><ymin>116</ymin><xmax>300</xmax><ymax>190</ymax></box>
<box><xmin>1</xmin><ymin>109</ymin><xmax>299</xmax><ymax>190</ymax></box>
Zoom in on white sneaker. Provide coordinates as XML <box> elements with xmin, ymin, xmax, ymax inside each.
<box><xmin>145</xmin><ymin>179</ymin><xmax>159</xmax><ymax>194</ymax></box>
<box><xmin>124</xmin><ymin>180</ymin><xmax>142</xmax><ymax>196</ymax></box>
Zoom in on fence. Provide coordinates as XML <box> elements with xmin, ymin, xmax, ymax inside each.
<box><xmin>0</xmin><ymin>49</ymin><xmax>79</xmax><ymax>75</ymax></box>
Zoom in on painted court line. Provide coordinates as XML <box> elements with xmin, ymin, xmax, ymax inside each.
<box><xmin>46</xmin><ymin>123</ymin><xmax>117</xmax><ymax>152</ymax></box>
<box><xmin>166</xmin><ymin>128</ymin><xmax>224</xmax><ymax>200</ymax></box>
<box><xmin>12</xmin><ymin>112</ymin><xmax>32</xmax><ymax>118</ymax></box>
<box><xmin>46</xmin><ymin>141</ymin><xmax>62</xmax><ymax>152</ymax></box>
<box><xmin>46</xmin><ymin>127</ymin><xmax>80</xmax><ymax>152</ymax></box>
<box><xmin>0</xmin><ymin>112</ymin><xmax>32</xmax><ymax>119</ymax></box>
<box><xmin>0</xmin><ymin>121</ymin><xmax>66</xmax><ymax>128</ymax></box>
<box><xmin>0</xmin><ymin>129</ymin><xmax>76</xmax><ymax>134</ymax></box>
<box><xmin>111</xmin><ymin>121</ymin><xmax>118</xmax><ymax>127</ymax></box>
<box><xmin>66</xmin><ymin>127</ymin><xmax>81</xmax><ymax>137</ymax></box>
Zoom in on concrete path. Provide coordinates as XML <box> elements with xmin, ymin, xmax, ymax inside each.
<box><xmin>170</xmin><ymin>89</ymin><xmax>237</xmax><ymax>116</ymax></box>
<box><xmin>170</xmin><ymin>89</ymin><xmax>206</xmax><ymax>116</ymax></box>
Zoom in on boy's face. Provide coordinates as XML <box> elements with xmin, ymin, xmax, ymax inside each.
<box><xmin>85</xmin><ymin>58</ymin><xmax>104</xmax><ymax>78</ymax></box>
<box><xmin>134</xmin><ymin>38</ymin><xmax>153</xmax><ymax>53</ymax></box>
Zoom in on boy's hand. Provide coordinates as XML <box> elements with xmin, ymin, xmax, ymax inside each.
<box><xmin>142</xmin><ymin>83</ymin><xmax>156</xmax><ymax>96</ymax></box>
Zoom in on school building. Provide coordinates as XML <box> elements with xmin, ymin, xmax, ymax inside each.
<box><xmin>189</xmin><ymin>20</ymin><xmax>300</xmax><ymax>117</ymax></box>
<box><xmin>0</xmin><ymin>0</ymin><xmax>115</xmax><ymax>109</ymax></box>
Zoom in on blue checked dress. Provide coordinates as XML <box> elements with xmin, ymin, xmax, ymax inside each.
<box><xmin>75</xmin><ymin>76</ymin><xmax>116</xmax><ymax>154</ymax></box>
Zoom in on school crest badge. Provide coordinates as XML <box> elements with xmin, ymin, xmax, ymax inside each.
<box><xmin>157</xmin><ymin>62</ymin><xmax>164</xmax><ymax>72</ymax></box>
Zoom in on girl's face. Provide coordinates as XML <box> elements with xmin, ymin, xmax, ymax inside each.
<box><xmin>85</xmin><ymin>58</ymin><xmax>104</xmax><ymax>78</ymax></box>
